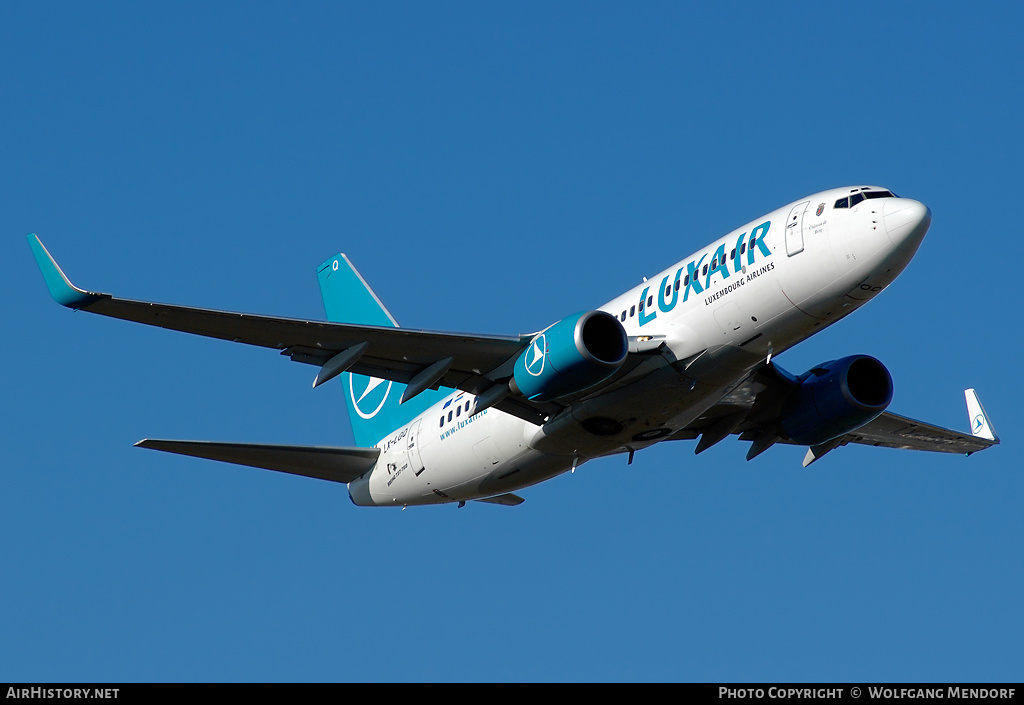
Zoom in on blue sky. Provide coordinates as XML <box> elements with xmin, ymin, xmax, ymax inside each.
<box><xmin>3</xmin><ymin>2</ymin><xmax>1022</xmax><ymax>682</ymax></box>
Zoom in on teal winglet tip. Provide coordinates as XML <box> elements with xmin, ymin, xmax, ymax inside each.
<box><xmin>27</xmin><ymin>234</ymin><xmax>102</xmax><ymax>309</ymax></box>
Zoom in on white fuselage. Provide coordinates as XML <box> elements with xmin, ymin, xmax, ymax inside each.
<box><xmin>348</xmin><ymin>187</ymin><xmax>931</xmax><ymax>506</ymax></box>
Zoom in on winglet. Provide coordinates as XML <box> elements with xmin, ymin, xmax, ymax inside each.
<box><xmin>27</xmin><ymin>234</ymin><xmax>103</xmax><ymax>309</ymax></box>
<box><xmin>965</xmin><ymin>389</ymin><xmax>999</xmax><ymax>443</ymax></box>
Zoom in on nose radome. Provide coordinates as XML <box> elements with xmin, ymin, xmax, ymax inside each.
<box><xmin>883</xmin><ymin>198</ymin><xmax>931</xmax><ymax>250</ymax></box>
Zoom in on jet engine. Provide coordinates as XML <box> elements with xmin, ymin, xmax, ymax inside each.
<box><xmin>780</xmin><ymin>355</ymin><xmax>893</xmax><ymax>446</ymax></box>
<box><xmin>511</xmin><ymin>310</ymin><xmax>628</xmax><ymax>402</ymax></box>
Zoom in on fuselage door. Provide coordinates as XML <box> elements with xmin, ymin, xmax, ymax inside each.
<box><xmin>785</xmin><ymin>201</ymin><xmax>810</xmax><ymax>256</ymax></box>
<box><xmin>407</xmin><ymin>418</ymin><xmax>425</xmax><ymax>477</ymax></box>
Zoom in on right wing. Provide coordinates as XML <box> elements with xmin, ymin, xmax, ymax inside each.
<box><xmin>28</xmin><ymin>235</ymin><xmax>665</xmax><ymax>425</ymax></box>
<box><xmin>29</xmin><ymin>234</ymin><xmax>546</xmax><ymax>419</ymax></box>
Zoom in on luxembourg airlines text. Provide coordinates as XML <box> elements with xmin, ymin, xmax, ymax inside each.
<box><xmin>704</xmin><ymin>262</ymin><xmax>775</xmax><ymax>307</ymax></box>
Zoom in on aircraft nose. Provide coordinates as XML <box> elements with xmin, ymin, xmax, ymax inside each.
<box><xmin>883</xmin><ymin>198</ymin><xmax>931</xmax><ymax>251</ymax></box>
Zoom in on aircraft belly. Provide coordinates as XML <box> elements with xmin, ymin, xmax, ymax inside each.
<box><xmin>528</xmin><ymin>345</ymin><xmax>764</xmax><ymax>458</ymax></box>
<box><xmin>476</xmin><ymin>451</ymin><xmax>574</xmax><ymax>497</ymax></box>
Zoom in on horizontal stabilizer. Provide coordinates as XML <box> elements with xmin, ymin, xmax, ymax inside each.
<box><xmin>135</xmin><ymin>439</ymin><xmax>380</xmax><ymax>484</ymax></box>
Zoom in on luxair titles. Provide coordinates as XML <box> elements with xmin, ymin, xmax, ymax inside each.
<box><xmin>638</xmin><ymin>220</ymin><xmax>773</xmax><ymax>327</ymax></box>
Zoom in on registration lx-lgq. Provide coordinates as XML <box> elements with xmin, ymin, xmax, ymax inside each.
<box><xmin>29</xmin><ymin>186</ymin><xmax>999</xmax><ymax>507</ymax></box>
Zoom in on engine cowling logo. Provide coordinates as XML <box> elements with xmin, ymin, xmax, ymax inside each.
<box><xmin>524</xmin><ymin>334</ymin><xmax>547</xmax><ymax>376</ymax></box>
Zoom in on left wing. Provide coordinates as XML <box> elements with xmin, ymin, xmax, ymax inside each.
<box><xmin>834</xmin><ymin>405</ymin><xmax>997</xmax><ymax>453</ymax></box>
<box><xmin>799</xmin><ymin>387</ymin><xmax>998</xmax><ymax>465</ymax></box>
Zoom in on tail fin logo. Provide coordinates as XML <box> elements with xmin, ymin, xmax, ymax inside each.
<box><xmin>350</xmin><ymin>374</ymin><xmax>393</xmax><ymax>419</ymax></box>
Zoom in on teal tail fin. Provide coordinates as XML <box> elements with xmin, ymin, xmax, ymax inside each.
<box><xmin>317</xmin><ymin>254</ymin><xmax>445</xmax><ymax>447</ymax></box>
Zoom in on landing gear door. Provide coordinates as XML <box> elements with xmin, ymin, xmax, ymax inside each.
<box><xmin>785</xmin><ymin>201</ymin><xmax>809</xmax><ymax>256</ymax></box>
<box><xmin>407</xmin><ymin>419</ymin><xmax>426</xmax><ymax>477</ymax></box>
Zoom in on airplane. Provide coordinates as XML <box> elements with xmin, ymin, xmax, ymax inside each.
<box><xmin>28</xmin><ymin>185</ymin><xmax>999</xmax><ymax>508</ymax></box>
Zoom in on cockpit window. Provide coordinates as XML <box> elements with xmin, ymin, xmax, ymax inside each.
<box><xmin>834</xmin><ymin>190</ymin><xmax>897</xmax><ymax>209</ymax></box>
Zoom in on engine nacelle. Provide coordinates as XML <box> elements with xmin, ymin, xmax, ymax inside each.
<box><xmin>780</xmin><ymin>355</ymin><xmax>893</xmax><ymax>446</ymax></box>
<box><xmin>511</xmin><ymin>310</ymin><xmax>628</xmax><ymax>402</ymax></box>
